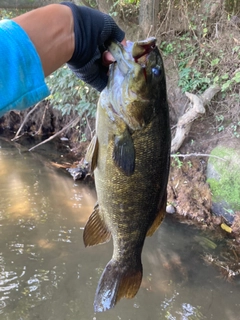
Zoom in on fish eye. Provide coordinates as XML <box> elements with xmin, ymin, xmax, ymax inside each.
<box><xmin>152</xmin><ymin>66</ymin><xmax>161</xmax><ymax>77</ymax></box>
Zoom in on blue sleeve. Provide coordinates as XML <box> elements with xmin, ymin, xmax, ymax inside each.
<box><xmin>0</xmin><ymin>19</ymin><xmax>50</xmax><ymax>117</ymax></box>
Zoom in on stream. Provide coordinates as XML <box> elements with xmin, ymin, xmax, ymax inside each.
<box><xmin>0</xmin><ymin>137</ymin><xmax>239</xmax><ymax>320</ymax></box>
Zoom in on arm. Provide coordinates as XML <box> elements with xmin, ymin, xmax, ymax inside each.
<box><xmin>0</xmin><ymin>2</ymin><xmax>125</xmax><ymax>116</ymax></box>
<box><xmin>13</xmin><ymin>4</ymin><xmax>75</xmax><ymax>78</ymax></box>
<box><xmin>13</xmin><ymin>2</ymin><xmax>126</xmax><ymax>90</ymax></box>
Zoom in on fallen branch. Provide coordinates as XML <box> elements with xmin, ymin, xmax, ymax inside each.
<box><xmin>28</xmin><ymin>116</ymin><xmax>81</xmax><ymax>152</ymax></box>
<box><xmin>36</xmin><ymin>103</ymin><xmax>48</xmax><ymax>135</ymax></box>
<box><xmin>11</xmin><ymin>102</ymin><xmax>42</xmax><ymax>141</ymax></box>
<box><xmin>171</xmin><ymin>85</ymin><xmax>221</xmax><ymax>153</ymax></box>
<box><xmin>85</xmin><ymin>113</ymin><xmax>95</xmax><ymax>140</ymax></box>
<box><xmin>171</xmin><ymin>153</ymin><xmax>226</xmax><ymax>161</ymax></box>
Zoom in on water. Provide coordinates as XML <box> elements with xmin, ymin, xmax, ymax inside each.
<box><xmin>0</xmin><ymin>137</ymin><xmax>240</xmax><ymax>320</ymax></box>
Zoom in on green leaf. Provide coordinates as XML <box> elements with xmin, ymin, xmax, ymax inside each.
<box><xmin>221</xmin><ymin>80</ymin><xmax>232</xmax><ymax>92</ymax></box>
<box><xmin>221</xmin><ymin>73</ymin><xmax>229</xmax><ymax>80</ymax></box>
<box><xmin>211</xmin><ymin>58</ymin><xmax>220</xmax><ymax>66</ymax></box>
<box><xmin>233</xmin><ymin>72</ymin><xmax>240</xmax><ymax>83</ymax></box>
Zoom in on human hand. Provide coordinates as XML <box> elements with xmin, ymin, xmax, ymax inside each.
<box><xmin>61</xmin><ymin>2</ymin><xmax>125</xmax><ymax>91</ymax></box>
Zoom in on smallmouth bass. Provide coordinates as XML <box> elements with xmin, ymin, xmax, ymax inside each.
<box><xmin>84</xmin><ymin>37</ymin><xmax>171</xmax><ymax>312</ymax></box>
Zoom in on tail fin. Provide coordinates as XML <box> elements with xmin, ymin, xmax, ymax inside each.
<box><xmin>94</xmin><ymin>259</ymin><xmax>142</xmax><ymax>312</ymax></box>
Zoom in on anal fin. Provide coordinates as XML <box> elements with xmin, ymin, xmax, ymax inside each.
<box><xmin>83</xmin><ymin>203</ymin><xmax>111</xmax><ymax>247</ymax></box>
<box><xmin>146</xmin><ymin>192</ymin><xmax>167</xmax><ymax>237</ymax></box>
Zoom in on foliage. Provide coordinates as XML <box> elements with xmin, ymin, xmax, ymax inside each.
<box><xmin>220</xmin><ymin>71</ymin><xmax>240</xmax><ymax>92</ymax></box>
<box><xmin>159</xmin><ymin>4</ymin><xmax>240</xmax><ymax>97</ymax></box>
<box><xmin>171</xmin><ymin>155</ymin><xmax>183</xmax><ymax>168</ymax></box>
<box><xmin>160</xmin><ymin>34</ymin><xmax>239</xmax><ymax>95</ymax></box>
<box><xmin>46</xmin><ymin>66</ymin><xmax>99</xmax><ymax>118</ymax></box>
<box><xmin>108</xmin><ymin>0</ymin><xmax>139</xmax><ymax>18</ymax></box>
<box><xmin>171</xmin><ymin>155</ymin><xmax>193</xmax><ymax>169</ymax></box>
<box><xmin>178</xmin><ymin>67</ymin><xmax>210</xmax><ymax>93</ymax></box>
<box><xmin>0</xmin><ymin>8</ymin><xmax>26</xmax><ymax>19</ymax></box>
<box><xmin>160</xmin><ymin>36</ymin><xmax>212</xmax><ymax>94</ymax></box>
<box><xmin>231</xmin><ymin>121</ymin><xmax>240</xmax><ymax>138</ymax></box>
<box><xmin>207</xmin><ymin>146</ymin><xmax>240</xmax><ymax>210</ymax></box>
<box><xmin>158</xmin><ymin>1</ymin><xmax>240</xmax><ymax>149</ymax></box>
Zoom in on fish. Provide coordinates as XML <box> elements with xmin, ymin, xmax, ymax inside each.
<box><xmin>84</xmin><ymin>37</ymin><xmax>171</xmax><ymax>312</ymax></box>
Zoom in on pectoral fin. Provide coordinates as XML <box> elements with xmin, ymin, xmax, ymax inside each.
<box><xmin>113</xmin><ymin>129</ymin><xmax>135</xmax><ymax>176</ymax></box>
<box><xmin>85</xmin><ymin>135</ymin><xmax>99</xmax><ymax>173</ymax></box>
<box><xmin>146</xmin><ymin>192</ymin><xmax>167</xmax><ymax>237</ymax></box>
<box><xmin>83</xmin><ymin>203</ymin><xmax>111</xmax><ymax>247</ymax></box>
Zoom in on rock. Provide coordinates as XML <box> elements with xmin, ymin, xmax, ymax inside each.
<box><xmin>211</xmin><ymin>201</ymin><xmax>235</xmax><ymax>224</ymax></box>
<box><xmin>207</xmin><ymin>141</ymin><xmax>240</xmax><ymax>225</ymax></box>
<box><xmin>67</xmin><ymin>166</ymin><xmax>88</xmax><ymax>181</ymax></box>
<box><xmin>166</xmin><ymin>204</ymin><xmax>175</xmax><ymax>214</ymax></box>
<box><xmin>230</xmin><ymin>15</ymin><xmax>240</xmax><ymax>27</ymax></box>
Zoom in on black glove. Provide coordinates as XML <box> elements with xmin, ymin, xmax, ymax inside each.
<box><xmin>61</xmin><ymin>2</ymin><xmax>125</xmax><ymax>92</ymax></box>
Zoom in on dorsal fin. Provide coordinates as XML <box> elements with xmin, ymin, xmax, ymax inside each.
<box><xmin>85</xmin><ymin>135</ymin><xmax>98</xmax><ymax>173</ymax></box>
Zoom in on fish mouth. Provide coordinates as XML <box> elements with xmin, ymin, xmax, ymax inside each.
<box><xmin>108</xmin><ymin>37</ymin><xmax>157</xmax><ymax>75</ymax></box>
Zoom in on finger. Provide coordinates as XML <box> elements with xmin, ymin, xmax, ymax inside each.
<box><xmin>102</xmin><ymin>38</ymin><xmax>127</xmax><ymax>66</ymax></box>
<box><xmin>102</xmin><ymin>51</ymin><xmax>115</xmax><ymax>67</ymax></box>
<box><xmin>121</xmin><ymin>38</ymin><xmax>127</xmax><ymax>46</ymax></box>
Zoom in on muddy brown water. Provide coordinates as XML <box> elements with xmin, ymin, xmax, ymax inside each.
<box><xmin>0</xmin><ymin>137</ymin><xmax>240</xmax><ymax>320</ymax></box>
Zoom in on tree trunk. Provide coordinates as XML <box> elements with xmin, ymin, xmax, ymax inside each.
<box><xmin>139</xmin><ymin>0</ymin><xmax>160</xmax><ymax>38</ymax></box>
<box><xmin>96</xmin><ymin>0</ymin><xmax>115</xmax><ymax>14</ymax></box>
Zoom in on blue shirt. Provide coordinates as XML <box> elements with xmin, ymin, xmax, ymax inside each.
<box><xmin>0</xmin><ymin>19</ymin><xmax>50</xmax><ymax>117</ymax></box>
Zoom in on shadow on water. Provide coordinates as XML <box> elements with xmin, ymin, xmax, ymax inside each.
<box><xmin>0</xmin><ymin>137</ymin><xmax>240</xmax><ymax>320</ymax></box>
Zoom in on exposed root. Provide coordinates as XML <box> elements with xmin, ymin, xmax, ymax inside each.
<box><xmin>171</xmin><ymin>85</ymin><xmax>221</xmax><ymax>153</ymax></box>
<box><xmin>28</xmin><ymin>116</ymin><xmax>81</xmax><ymax>152</ymax></box>
<box><xmin>11</xmin><ymin>102</ymin><xmax>42</xmax><ymax>141</ymax></box>
<box><xmin>171</xmin><ymin>153</ymin><xmax>226</xmax><ymax>161</ymax></box>
<box><xmin>36</xmin><ymin>103</ymin><xmax>48</xmax><ymax>135</ymax></box>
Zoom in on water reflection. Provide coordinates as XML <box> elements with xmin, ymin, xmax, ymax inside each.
<box><xmin>0</xmin><ymin>137</ymin><xmax>240</xmax><ymax>320</ymax></box>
